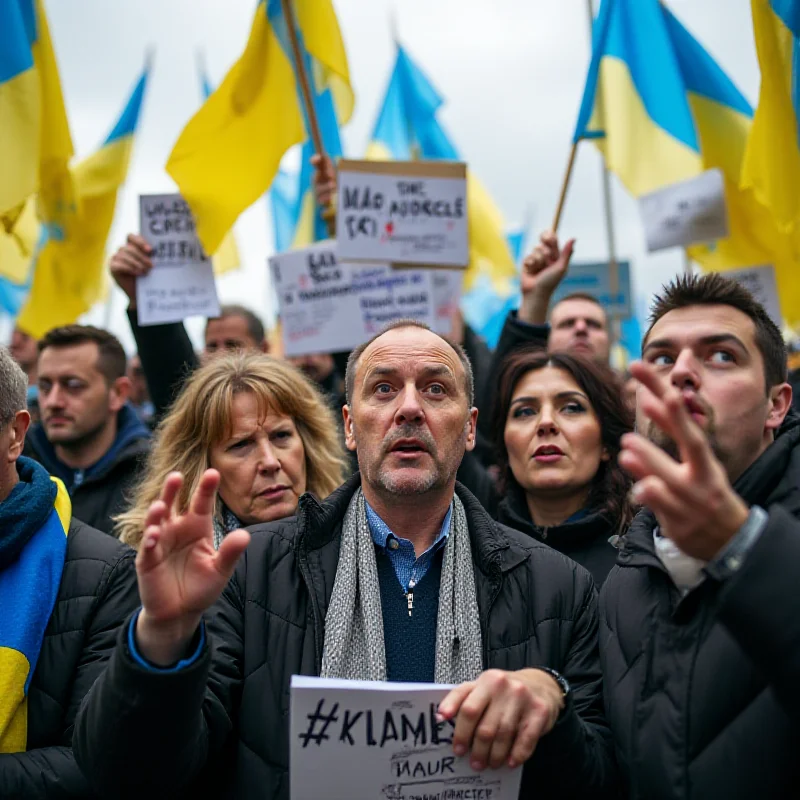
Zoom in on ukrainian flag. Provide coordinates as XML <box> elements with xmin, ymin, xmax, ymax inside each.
<box><xmin>0</xmin><ymin>0</ymin><xmax>73</xmax><ymax>221</ymax></box>
<box><xmin>16</xmin><ymin>61</ymin><xmax>150</xmax><ymax>338</ymax></box>
<box><xmin>0</xmin><ymin>196</ymin><xmax>39</xmax><ymax>284</ymax></box>
<box><xmin>269</xmin><ymin>166</ymin><xmax>301</xmax><ymax>252</ymax></box>
<box><xmin>575</xmin><ymin>0</ymin><xmax>800</xmax><ymax>324</ymax></box>
<box><xmin>366</xmin><ymin>43</ymin><xmax>517</xmax><ymax>293</ymax></box>
<box><xmin>167</xmin><ymin>0</ymin><xmax>354</xmax><ymax>257</ymax></box>
<box><xmin>198</xmin><ymin>62</ymin><xmax>241</xmax><ymax>276</ymax></box>
<box><xmin>0</xmin><ymin>475</ymin><xmax>70</xmax><ymax>753</ymax></box>
<box><xmin>741</xmin><ymin>0</ymin><xmax>800</xmax><ymax>232</ymax></box>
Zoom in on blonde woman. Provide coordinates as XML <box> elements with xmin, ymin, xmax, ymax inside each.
<box><xmin>116</xmin><ymin>352</ymin><xmax>348</xmax><ymax>548</ymax></box>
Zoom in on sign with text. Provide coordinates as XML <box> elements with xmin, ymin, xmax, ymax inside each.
<box><xmin>550</xmin><ymin>260</ymin><xmax>633</xmax><ymax>318</ymax></box>
<box><xmin>336</xmin><ymin>160</ymin><xmax>469</xmax><ymax>268</ymax></box>
<box><xmin>270</xmin><ymin>242</ymin><xmax>463</xmax><ymax>357</ymax></box>
<box><xmin>136</xmin><ymin>193</ymin><xmax>220</xmax><ymax>326</ymax></box>
<box><xmin>290</xmin><ymin>676</ymin><xmax>522</xmax><ymax>800</ymax></box>
<box><xmin>638</xmin><ymin>169</ymin><xmax>729</xmax><ymax>252</ymax></box>
<box><xmin>725</xmin><ymin>264</ymin><xmax>783</xmax><ymax>327</ymax></box>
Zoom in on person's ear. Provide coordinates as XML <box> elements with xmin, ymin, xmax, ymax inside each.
<box><xmin>109</xmin><ymin>376</ymin><xmax>132</xmax><ymax>413</ymax></box>
<box><xmin>8</xmin><ymin>410</ymin><xmax>31</xmax><ymax>462</ymax></box>
<box><xmin>766</xmin><ymin>382</ymin><xmax>793</xmax><ymax>432</ymax></box>
<box><xmin>342</xmin><ymin>405</ymin><xmax>357</xmax><ymax>452</ymax></box>
<box><xmin>464</xmin><ymin>407</ymin><xmax>479</xmax><ymax>453</ymax></box>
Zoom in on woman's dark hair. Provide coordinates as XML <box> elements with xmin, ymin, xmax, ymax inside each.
<box><xmin>492</xmin><ymin>347</ymin><xmax>635</xmax><ymax>530</ymax></box>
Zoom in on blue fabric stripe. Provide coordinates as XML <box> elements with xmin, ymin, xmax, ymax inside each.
<box><xmin>661</xmin><ymin>5</ymin><xmax>752</xmax><ymax>117</ymax></box>
<box><xmin>0</xmin><ymin>0</ymin><xmax>36</xmax><ymax>84</ymax></box>
<box><xmin>371</xmin><ymin>54</ymin><xmax>413</xmax><ymax>158</ymax></box>
<box><xmin>772</xmin><ymin>0</ymin><xmax>800</xmax><ymax>37</ymax></box>
<box><xmin>127</xmin><ymin>609</ymin><xmax>206</xmax><ymax>673</ymax></box>
<box><xmin>104</xmin><ymin>68</ymin><xmax>148</xmax><ymax>145</ymax></box>
<box><xmin>268</xmin><ymin>167</ymin><xmax>301</xmax><ymax>252</ymax></box>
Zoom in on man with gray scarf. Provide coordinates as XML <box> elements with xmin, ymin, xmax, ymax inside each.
<box><xmin>73</xmin><ymin>321</ymin><xmax>617</xmax><ymax>800</ymax></box>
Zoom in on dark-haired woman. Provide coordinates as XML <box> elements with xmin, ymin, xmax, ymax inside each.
<box><xmin>492</xmin><ymin>347</ymin><xmax>635</xmax><ymax>585</ymax></box>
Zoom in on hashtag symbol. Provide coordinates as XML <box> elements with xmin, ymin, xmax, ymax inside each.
<box><xmin>299</xmin><ymin>699</ymin><xmax>340</xmax><ymax>748</ymax></box>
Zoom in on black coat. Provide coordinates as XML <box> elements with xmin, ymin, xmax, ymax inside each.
<box><xmin>599</xmin><ymin>416</ymin><xmax>800</xmax><ymax>799</ymax></box>
<box><xmin>497</xmin><ymin>487</ymin><xmax>621</xmax><ymax>586</ymax></box>
<box><xmin>0</xmin><ymin>519</ymin><xmax>138</xmax><ymax>799</ymax></box>
<box><xmin>74</xmin><ymin>477</ymin><xmax>617</xmax><ymax>800</ymax></box>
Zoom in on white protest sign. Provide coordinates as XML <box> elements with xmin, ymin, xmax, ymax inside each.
<box><xmin>431</xmin><ymin>270</ymin><xmax>465</xmax><ymax>336</ymax></box>
<box><xmin>270</xmin><ymin>242</ymin><xmax>463</xmax><ymax>357</ymax></box>
<box><xmin>336</xmin><ymin>159</ymin><xmax>469</xmax><ymax>268</ymax></box>
<box><xmin>290</xmin><ymin>676</ymin><xmax>522</xmax><ymax>800</ymax></box>
<box><xmin>638</xmin><ymin>169</ymin><xmax>729</xmax><ymax>252</ymax></box>
<box><xmin>136</xmin><ymin>193</ymin><xmax>220</xmax><ymax>326</ymax></box>
<box><xmin>724</xmin><ymin>265</ymin><xmax>783</xmax><ymax>327</ymax></box>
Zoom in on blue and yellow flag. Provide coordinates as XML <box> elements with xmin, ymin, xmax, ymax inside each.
<box><xmin>0</xmin><ymin>196</ymin><xmax>39</xmax><ymax>285</ymax></box>
<box><xmin>0</xmin><ymin>0</ymin><xmax>73</xmax><ymax>222</ymax></box>
<box><xmin>198</xmin><ymin>61</ymin><xmax>241</xmax><ymax>276</ymax></box>
<box><xmin>367</xmin><ymin>44</ymin><xmax>516</xmax><ymax>293</ymax></box>
<box><xmin>574</xmin><ymin>0</ymin><xmax>800</xmax><ymax>324</ymax></box>
<box><xmin>0</xmin><ymin>473</ymin><xmax>70</xmax><ymax>753</ymax></box>
<box><xmin>741</xmin><ymin>0</ymin><xmax>800</xmax><ymax>232</ymax></box>
<box><xmin>17</xmin><ymin>60</ymin><xmax>150</xmax><ymax>337</ymax></box>
<box><xmin>167</xmin><ymin>0</ymin><xmax>354</xmax><ymax>257</ymax></box>
<box><xmin>269</xmin><ymin>166</ymin><xmax>301</xmax><ymax>252</ymax></box>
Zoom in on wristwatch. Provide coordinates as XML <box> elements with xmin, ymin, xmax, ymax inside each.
<box><xmin>535</xmin><ymin>666</ymin><xmax>571</xmax><ymax>699</ymax></box>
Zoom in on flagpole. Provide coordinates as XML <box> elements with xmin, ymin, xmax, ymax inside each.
<box><xmin>552</xmin><ymin>142</ymin><xmax>579</xmax><ymax>233</ymax></box>
<box><xmin>585</xmin><ymin>0</ymin><xmax>621</xmax><ymax>348</ymax></box>
<box><xmin>279</xmin><ymin>0</ymin><xmax>335</xmax><ymax>236</ymax></box>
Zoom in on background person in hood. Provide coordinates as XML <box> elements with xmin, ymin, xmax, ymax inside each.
<box><xmin>24</xmin><ymin>325</ymin><xmax>151</xmax><ymax>534</ymax></box>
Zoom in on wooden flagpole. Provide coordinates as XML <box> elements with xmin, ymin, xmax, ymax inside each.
<box><xmin>278</xmin><ymin>0</ymin><xmax>336</xmax><ymax>236</ymax></box>
<box><xmin>552</xmin><ymin>142</ymin><xmax>579</xmax><ymax>233</ymax></box>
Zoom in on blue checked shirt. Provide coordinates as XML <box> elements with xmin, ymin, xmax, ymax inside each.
<box><xmin>366</xmin><ymin>500</ymin><xmax>453</xmax><ymax>593</ymax></box>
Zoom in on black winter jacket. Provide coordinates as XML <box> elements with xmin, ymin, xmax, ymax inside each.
<box><xmin>599</xmin><ymin>416</ymin><xmax>800</xmax><ymax>799</ymax></box>
<box><xmin>74</xmin><ymin>477</ymin><xmax>617</xmax><ymax>800</ymax></box>
<box><xmin>0</xmin><ymin>520</ymin><xmax>138</xmax><ymax>799</ymax></box>
<box><xmin>497</xmin><ymin>487</ymin><xmax>621</xmax><ymax>586</ymax></box>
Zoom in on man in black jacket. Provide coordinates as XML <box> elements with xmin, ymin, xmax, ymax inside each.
<box><xmin>23</xmin><ymin>325</ymin><xmax>151</xmax><ymax>534</ymax></box>
<box><xmin>0</xmin><ymin>346</ymin><xmax>139</xmax><ymax>799</ymax></box>
<box><xmin>74</xmin><ymin>320</ymin><xmax>617</xmax><ymax>799</ymax></box>
<box><xmin>601</xmin><ymin>273</ymin><xmax>799</xmax><ymax>799</ymax></box>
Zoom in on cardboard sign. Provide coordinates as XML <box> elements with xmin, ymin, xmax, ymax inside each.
<box><xmin>638</xmin><ymin>169</ymin><xmax>729</xmax><ymax>252</ymax></box>
<box><xmin>336</xmin><ymin>160</ymin><xmax>469</xmax><ymax>268</ymax></box>
<box><xmin>270</xmin><ymin>242</ymin><xmax>463</xmax><ymax>357</ymax></box>
<box><xmin>724</xmin><ymin>265</ymin><xmax>783</xmax><ymax>327</ymax></box>
<box><xmin>136</xmin><ymin>193</ymin><xmax>220</xmax><ymax>326</ymax></box>
<box><xmin>550</xmin><ymin>260</ymin><xmax>633</xmax><ymax>318</ymax></box>
<box><xmin>290</xmin><ymin>676</ymin><xmax>523</xmax><ymax>800</ymax></box>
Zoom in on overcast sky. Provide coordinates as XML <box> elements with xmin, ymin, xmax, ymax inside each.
<box><xmin>41</xmin><ymin>0</ymin><xmax>758</xmax><ymax>352</ymax></box>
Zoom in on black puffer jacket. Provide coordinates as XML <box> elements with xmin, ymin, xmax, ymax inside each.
<box><xmin>599</xmin><ymin>416</ymin><xmax>800</xmax><ymax>799</ymax></box>
<box><xmin>497</xmin><ymin>486</ymin><xmax>621</xmax><ymax>586</ymax></box>
<box><xmin>0</xmin><ymin>519</ymin><xmax>138</xmax><ymax>799</ymax></box>
<box><xmin>74</xmin><ymin>476</ymin><xmax>617</xmax><ymax>800</ymax></box>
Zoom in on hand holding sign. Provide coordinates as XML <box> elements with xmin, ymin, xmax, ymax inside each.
<box><xmin>109</xmin><ymin>233</ymin><xmax>154</xmax><ymax>309</ymax></box>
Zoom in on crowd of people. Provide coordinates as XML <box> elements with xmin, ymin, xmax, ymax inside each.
<box><xmin>2</xmin><ymin>161</ymin><xmax>800</xmax><ymax>800</ymax></box>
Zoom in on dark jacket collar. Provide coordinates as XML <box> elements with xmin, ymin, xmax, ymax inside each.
<box><xmin>621</xmin><ymin>413</ymin><xmax>800</xmax><ymax>566</ymax></box>
<box><xmin>295</xmin><ymin>473</ymin><xmax>528</xmax><ymax>576</ymax></box>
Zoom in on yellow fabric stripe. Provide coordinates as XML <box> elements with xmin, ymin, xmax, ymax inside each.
<box><xmin>50</xmin><ymin>477</ymin><xmax>71</xmax><ymax>535</ymax></box>
<box><xmin>0</xmin><ymin>196</ymin><xmax>38</xmax><ymax>283</ymax></box>
<box><xmin>0</xmin><ymin>67</ymin><xmax>40</xmax><ymax>214</ymax></box>
<box><xmin>0</xmin><ymin>647</ymin><xmax>31</xmax><ymax>753</ymax></box>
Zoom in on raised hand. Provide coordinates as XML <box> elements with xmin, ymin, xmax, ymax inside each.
<box><xmin>619</xmin><ymin>361</ymin><xmax>749</xmax><ymax>561</ymax></box>
<box><xmin>135</xmin><ymin>470</ymin><xmax>251</xmax><ymax>666</ymax></box>
<box><xmin>311</xmin><ymin>153</ymin><xmax>337</xmax><ymax>210</ymax></box>
<box><xmin>519</xmin><ymin>230</ymin><xmax>576</xmax><ymax>325</ymax></box>
<box><xmin>438</xmin><ymin>669</ymin><xmax>564</xmax><ymax>771</ymax></box>
<box><xmin>109</xmin><ymin>233</ymin><xmax>154</xmax><ymax>308</ymax></box>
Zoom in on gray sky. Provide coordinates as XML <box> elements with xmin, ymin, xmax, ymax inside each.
<box><xmin>43</xmin><ymin>0</ymin><xmax>758</xmax><ymax>352</ymax></box>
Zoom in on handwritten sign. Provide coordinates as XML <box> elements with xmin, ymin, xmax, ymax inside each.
<box><xmin>136</xmin><ymin>193</ymin><xmax>220</xmax><ymax>326</ymax></box>
<box><xmin>336</xmin><ymin>160</ymin><xmax>469</xmax><ymax>268</ymax></box>
<box><xmin>724</xmin><ymin>264</ymin><xmax>783</xmax><ymax>327</ymax></box>
<box><xmin>270</xmin><ymin>242</ymin><xmax>463</xmax><ymax>357</ymax></box>
<box><xmin>290</xmin><ymin>676</ymin><xmax>522</xmax><ymax>800</ymax></box>
<box><xmin>638</xmin><ymin>169</ymin><xmax>729</xmax><ymax>252</ymax></box>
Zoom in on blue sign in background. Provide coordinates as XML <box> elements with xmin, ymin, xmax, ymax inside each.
<box><xmin>550</xmin><ymin>260</ymin><xmax>632</xmax><ymax>318</ymax></box>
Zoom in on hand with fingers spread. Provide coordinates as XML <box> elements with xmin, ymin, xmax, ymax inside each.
<box><xmin>437</xmin><ymin>669</ymin><xmax>564</xmax><ymax>772</ymax></box>
<box><xmin>620</xmin><ymin>361</ymin><xmax>749</xmax><ymax>561</ymax></box>
<box><xmin>135</xmin><ymin>469</ymin><xmax>251</xmax><ymax>666</ymax></box>
<box><xmin>519</xmin><ymin>230</ymin><xmax>576</xmax><ymax>325</ymax></box>
<box><xmin>311</xmin><ymin>153</ymin><xmax>337</xmax><ymax>210</ymax></box>
<box><xmin>109</xmin><ymin>233</ymin><xmax>154</xmax><ymax>309</ymax></box>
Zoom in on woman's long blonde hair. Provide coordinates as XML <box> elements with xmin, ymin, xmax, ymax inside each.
<box><xmin>116</xmin><ymin>352</ymin><xmax>348</xmax><ymax>548</ymax></box>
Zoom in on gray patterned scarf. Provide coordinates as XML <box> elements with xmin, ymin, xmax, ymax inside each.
<box><xmin>212</xmin><ymin>506</ymin><xmax>242</xmax><ymax>551</ymax></box>
<box><xmin>321</xmin><ymin>488</ymin><xmax>483</xmax><ymax>684</ymax></box>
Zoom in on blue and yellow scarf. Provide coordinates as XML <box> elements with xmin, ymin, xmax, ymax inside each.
<box><xmin>0</xmin><ymin>457</ymin><xmax>70</xmax><ymax>753</ymax></box>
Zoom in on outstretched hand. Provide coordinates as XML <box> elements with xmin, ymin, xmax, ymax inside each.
<box><xmin>619</xmin><ymin>361</ymin><xmax>749</xmax><ymax>561</ymax></box>
<box><xmin>135</xmin><ymin>470</ymin><xmax>250</xmax><ymax>666</ymax></box>
<box><xmin>519</xmin><ymin>231</ymin><xmax>575</xmax><ymax>324</ymax></box>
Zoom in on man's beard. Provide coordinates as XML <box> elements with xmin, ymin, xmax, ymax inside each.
<box><xmin>639</xmin><ymin>409</ymin><xmax>722</xmax><ymax>463</ymax></box>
